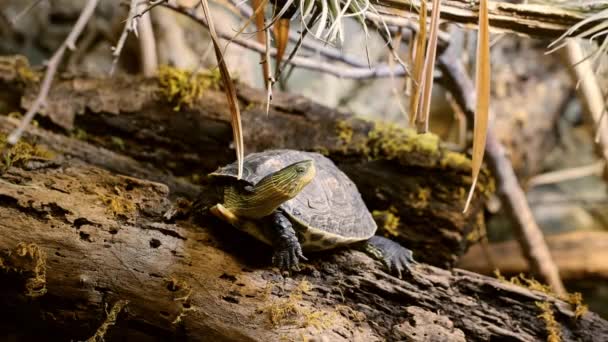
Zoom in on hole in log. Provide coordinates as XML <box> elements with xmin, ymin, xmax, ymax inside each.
<box><xmin>74</xmin><ymin>217</ymin><xmax>93</xmax><ymax>229</ymax></box>
<box><xmin>79</xmin><ymin>231</ymin><xmax>92</xmax><ymax>242</ymax></box>
<box><xmin>150</xmin><ymin>238</ymin><xmax>161</xmax><ymax>248</ymax></box>
<box><xmin>219</xmin><ymin>273</ymin><xmax>237</xmax><ymax>282</ymax></box>
<box><xmin>222</xmin><ymin>296</ymin><xmax>239</xmax><ymax>304</ymax></box>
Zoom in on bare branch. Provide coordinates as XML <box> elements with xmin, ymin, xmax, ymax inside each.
<box><xmin>375</xmin><ymin>0</ymin><xmax>589</xmax><ymax>38</ymax></box>
<box><xmin>561</xmin><ymin>40</ymin><xmax>608</xmax><ymax>169</ymax></box>
<box><xmin>10</xmin><ymin>0</ymin><xmax>46</xmax><ymax>25</ymax></box>
<box><xmin>110</xmin><ymin>0</ymin><xmax>140</xmax><ymax>75</ymax></box>
<box><xmin>437</xmin><ymin>43</ymin><xmax>567</xmax><ymax>295</ymax></box>
<box><xmin>136</xmin><ymin>1</ymin><xmax>159</xmax><ymax>76</ymax></box>
<box><xmin>527</xmin><ymin>161</ymin><xmax>605</xmax><ymax>187</ymax></box>
<box><xmin>226</xmin><ymin>0</ymin><xmax>370</xmax><ymax>68</ymax></box>
<box><xmin>7</xmin><ymin>0</ymin><xmax>100</xmax><ymax>146</ymax></box>
<box><xmin>162</xmin><ymin>2</ymin><xmax>409</xmax><ymax>79</ymax></box>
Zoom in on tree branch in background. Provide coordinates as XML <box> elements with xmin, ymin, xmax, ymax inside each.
<box><xmin>162</xmin><ymin>2</ymin><xmax>409</xmax><ymax>79</ymax></box>
<box><xmin>110</xmin><ymin>0</ymin><xmax>140</xmax><ymax>75</ymax></box>
<box><xmin>527</xmin><ymin>161</ymin><xmax>605</xmax><ymax>187</ymax></box>
<box><xmin>6</xmin><ymin>0</ymin><xmax>100</xmax><ymax>146</ymax></box>
<box><xmin>9</xmin><ymin>0</ymin><xmax>46</xmax><ymax>25</ymax></box>
<box><xmin>437</xmin><ymin>43</ymin><xmax>567</xmax><ymax>295</ymax></box>
<box><xmin>561</xmin><ymin>40</ymin><xmax>608</xmax><ymax>173</ymax></box>
<box><xmin>375</xmin><ymin>0</ymin><xmax>590</xmax><ymax>38</ymax></box>
<box><xmin>136</xmin><ymin>1</ymin><xmax>159</xmax><ymax>76</ymax></box>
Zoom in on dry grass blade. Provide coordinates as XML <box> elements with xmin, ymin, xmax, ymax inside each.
<box><xmin>223</xmin><ymin>0</ymin><xmax>269</xmax><ymax>57</ymax></box>
<box><xmin>252</xmin><ymin>0</ymin><xmax>271</xmax><ymax>89</ymax></box>
<box><xmin>274</xmin><ymin>18</ymin><xmax>290</xmax><ymax>67</ymax></box>
<box><xmin>264</xmin><ymin>27</ymin><xmax>274</xmax><ymax>115</ymax></box>
<box><xmin>409</xmin><ymin>0</ymin><xmax>427</xmax><ymax>125</ymax></box>
<box><xmin>463</xmin><ymin>0</ymin><xmax>490</xmax><ymax>213</ymax></box>
<box><xmin>415</xmin><ymin>0</ymin><xmax>441</xmax><ymax>133</ymax></box>
<box><xmin>388</xmin><ymin>31</ymin><xmax>407</xmax><ymax>117</ymax></box>
<box><xmin>200</xmin><ymin>0</ymin><xmax>244</xmax><ymax>178</ymax></box>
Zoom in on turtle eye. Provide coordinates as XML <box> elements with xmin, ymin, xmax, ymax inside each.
<box><xmin>296</xmin><ymin>166</ymin><xmax>306</xmax><ymax>173</ymax></box>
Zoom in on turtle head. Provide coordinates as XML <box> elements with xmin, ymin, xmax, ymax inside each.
<box><xmin>223</xmin><ymin>159</ymin><xmax>316</xmax><ymax>219</ymax></box>
<box><xmin>272</xmin><ymin>159</ymin><xmax>316</xmax><ymax>198</ymax></box>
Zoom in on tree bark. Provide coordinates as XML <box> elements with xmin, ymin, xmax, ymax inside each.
<box><xmin>0</xmin><ymin>55</ymin><xmax>607</xmax><ymax>341</ymax></box>
<box><xmin>0</xmin><ymin>159</ymin><xmax>606</xmax><ymax>341</ymax></box>
<box><xmin>1</xmin><ymin>55</ymin><xmax>490</xmax><ymax>268</ymax></box>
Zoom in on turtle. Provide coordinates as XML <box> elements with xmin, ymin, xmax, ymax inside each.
<box><xmin>196</xmin><ymin>149</ymin><xmax>416</xmax><ymax>277</ymax></box>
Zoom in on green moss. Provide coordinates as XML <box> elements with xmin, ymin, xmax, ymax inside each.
<box><xmin>71</xmin><ymin>128</ymin><xmax>88</xmax><ymax>140</ymax></box>
<box><xmin>366</xmin><ymin>123</ymin><xmax>440</xmax><ymax>161</ymax></box>
<box><xmin>536</xmin><ymin>301</ymin><xmax>562</xmax><ymax>342</ymax></box>
<box><xmin>335</xmin><ymin>120</ymin><xmax>354</xmax><ymax>145</ymax></box>
<box><xmin>157</xmin><ymin>65</ymin><xmax>221</xmax><ymax>111</ymax></box>
<box><xmin>87</xmin><ymin>299</ymin><xmax>129</xmax><ymax>341</ymax></box>
<box><xmin>258</xmin><ymin>279</ymin><xmax>336</xmax><ymax>329</ymax></box>
<box><xmin>110</xmin><ymin>136</ymin><xmax>125</xmax><ymax>151</ymax></box>
<box><xmin>0</xmin><ymin>133</ymin><xmax>53</xmax><ymax>170</ymax></box>
<box><xmin>440</xmin><ymin>150</ymin><xmax>472</xmax><ymax>170</ymax></box>
<box><xmin>495</xmin><ymin>270</ymin><xmax>588</xmax><ymax>320</ymax></box>
<box><xmin>96</xmin><ymin>187</ymin><xmax>136</xmax><ymax>217</ymax></box>
<box><xmin>372</xmin><ymin>206</ymin><xmax>401</xmax><ymax>237</ymax></box>
<box><xmin>16</xmin><ymin>65</ymin><xmax>40</xmax><ymax>84</ymax></box>
<box><xmin>313</xmin><ymin>146</ymin><xmax>330</xmax><ymax>156</ymax></box>
<box><xmin>0</xmin><ymin>242</ymin><xmax>47</xmax><ymax>297</ymax></box>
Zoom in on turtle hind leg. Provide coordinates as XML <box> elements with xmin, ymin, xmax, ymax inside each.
<box><xmin>361</xmin><ymin>236</ymin><xmax>417</xmax><ymax>278</ymax></box>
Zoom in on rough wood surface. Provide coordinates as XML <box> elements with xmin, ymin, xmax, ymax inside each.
<box><xmin>377</xmin><ymin>0</ymin><xmax>594</xmax><ymax>38</ymax></box>
<box><xmin>0</xmin><ymin>159</ymin><xmax>606</xmax><ymax>341</ymax></box>
<box><xmin>0</xmin><ymin>55</ymin><xmax>490</xmax><ymax>268</ymax></box>
<box><xmin>1</xmin><ymin>55</ymin><xmax>607</xmax><ymax>341</ymax></box>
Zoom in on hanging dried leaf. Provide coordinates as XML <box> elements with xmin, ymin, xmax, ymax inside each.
<box><xmin>464</xmin><ymin>0</ymin><xmax>490</xmax><ymax>213</ymax></box>
<box><xmin>273</xmin><ymin>18</ymin><xmax>290</xmax><ymax>67</ymax></box>
<box><xmin>409</xmin><ymin>0</ymin><xmax>427</xmax><ymax>125</ymax></box>
<box><xmin>253</xmin><ymin>0</ymin><xmax>271</xmax><ymax>89</ymax></box>
<box><xmin>415</xmin><ymin>0</ymin><xmax>441</xmax><ymax>133</ymax></box>
<box><xmin>200</xmin><ymin>0</ymin><xmax>244</xmax><ymax>178</ymax></box>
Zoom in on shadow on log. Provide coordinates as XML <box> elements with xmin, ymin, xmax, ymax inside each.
<box><xmin>0</xmin><ymin>55</ymin><xmax>606</xmax><ymax>341</ymax></box>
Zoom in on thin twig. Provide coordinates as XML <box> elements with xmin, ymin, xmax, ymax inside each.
<box><xmin>527</xmin><ymin>161</ymin><xmax>605</xmax><ymax>187</ymax></box>
<box><xmin>7</xmin><ymin>0</ymin><xmax>100</xmax><ymax>146</ymax></box>
<box><xmin>10</xmin><ymin>0</ymin><xmax>46</xmax><ymax>25</ymax></box>
<box><xmin>136</xmin><ymin>0</ymin><xmax>159</xmax><ymax>76</ymax></box>
<box><xmin>561</xmin><ymin>40</ymin><xmax>608</xmax><ymax>167</ymax></box>
<box><xmin>110</xmin><ymin>0</ymin><xmax>140</xmax><ymax>76</ymax></box>
<box><xmin>162</xmin><ymin>2</ymin><xmax>409</xmax><ymax>79</ymax></box>
<box><xmin>437</xmin><ymin>43</ymin><xmax>567</xmax><ymax>296</ymax></box>
<box><xmin>264</xmin><ymin>27</ymin><xmax>274</xmax><ymax>115</ymax></box>
<box><xmin>227</xmin><ymin>0</ymin><xmax>369</xmax><ymax>68</ymax></box>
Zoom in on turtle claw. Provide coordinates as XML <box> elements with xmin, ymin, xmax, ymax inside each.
<box><xmin>365</xmin><ymin>236</ymin><xmax>416</xmax><ymax>278</ymax></box>
<box><xmin>272</xmin><ymin>242</ymin><xmax>307</xmax><ymax>272</ymax></box>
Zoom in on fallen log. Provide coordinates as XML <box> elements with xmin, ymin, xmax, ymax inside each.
<box><xmin>0</xmin><ymin>55</ymin><xmax>491</xmax><ymax>267</ymax></box>
<box><xmin>0</xmin><ymin>54</ymin><xmax>606</xmax><ymax>341</ymax></box>
<box><xmin>0</xmin><ymin>156</ymin><xmax>605</xmax><ymax>341</ymax></box>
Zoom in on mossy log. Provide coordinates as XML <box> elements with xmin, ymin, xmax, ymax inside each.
<box><xmin>0</xmin><ymin>55</ymin><xmax>607</xmax><ymax>340</ymax></box>
<box><xmin>0</xmin><ymin>55</ymin><xmax>491</xmax><ymax>268</ymax></box>
<box><xmin>0</xmin><ymin>154</ymin><xmax>606</xmax><ymax>341</ymax></box>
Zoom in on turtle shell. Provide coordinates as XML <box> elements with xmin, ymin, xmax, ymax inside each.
<box><xmin>209</xmin><ymin>149</ymin><xmax>377</xmax><ymax>249</ymax></box>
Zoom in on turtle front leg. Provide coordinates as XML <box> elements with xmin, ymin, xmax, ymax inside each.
<box><xmin>266</xmin><ymin>211</ymin><xmax>307</xmax><ymax>272</ymax></box>
<box><xmin>361</xmin><ymin>236</ymin><xmax>417</xmax><ymax>278</ymax></box>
